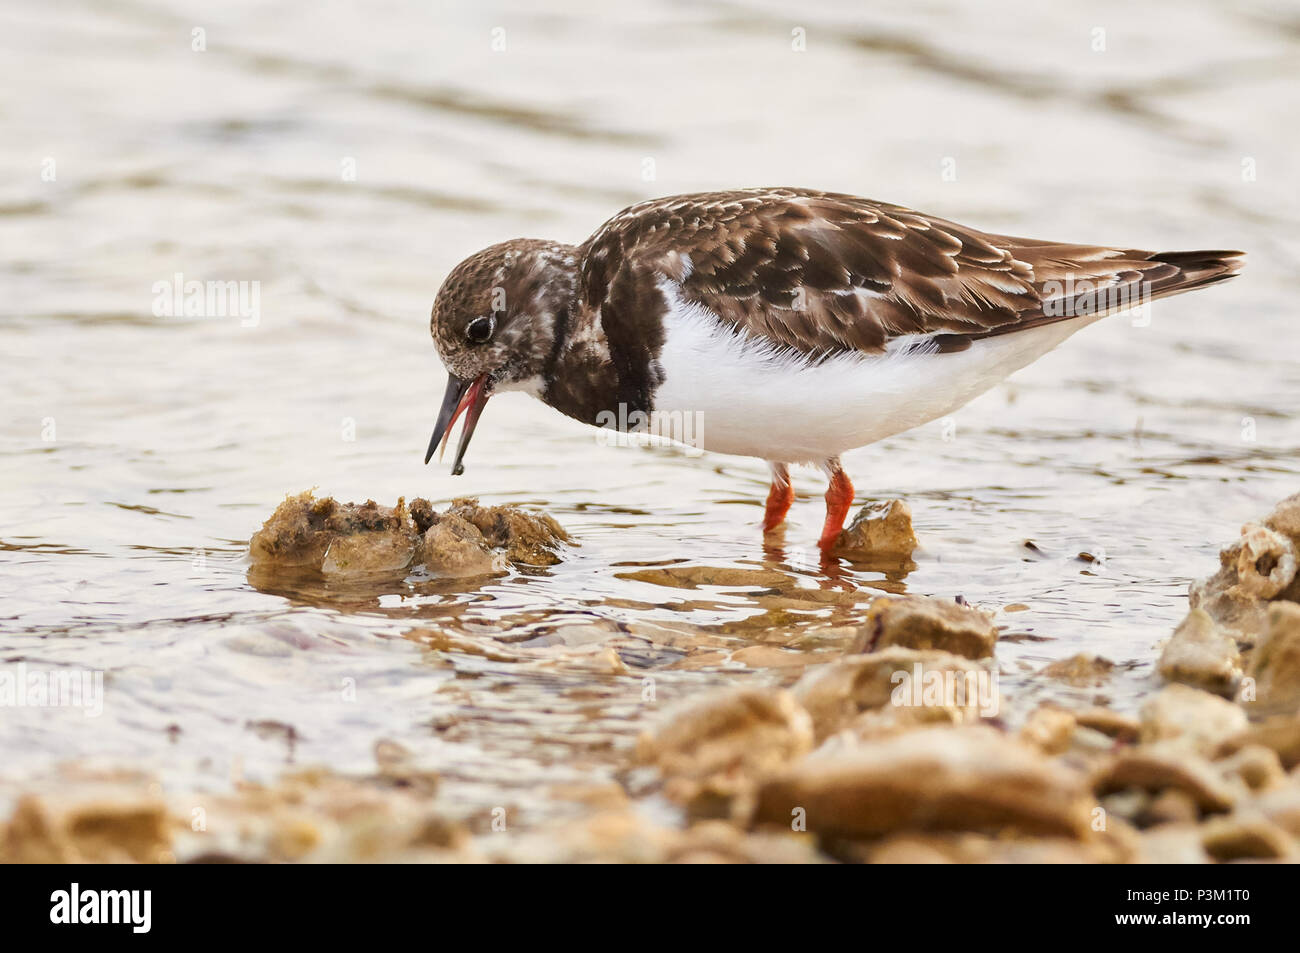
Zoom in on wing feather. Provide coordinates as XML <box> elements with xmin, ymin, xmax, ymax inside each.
<box><xmin>577</xmin><ymin>188</ymin><xmax>1242</xmax><ymax>357</ymax></box>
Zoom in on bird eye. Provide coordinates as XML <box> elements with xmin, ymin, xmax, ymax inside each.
<box><xmin>465</xmin><ymin>315</ymin><xmax>495</xmax><ymax>344</ymax></box>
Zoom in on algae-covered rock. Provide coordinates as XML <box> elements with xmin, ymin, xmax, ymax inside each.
<box><xmin>249</xmin><ymin>491</ymin><xmax>406</xmax><ymax>570</ymax></box>
<box><xmin>417</xmin><ymin>515</ymin><xmax>506</xmax><ymax>577</ymax></box>
<box><xmin>249</xmin><ymin>491</ymin><xmax>567</xmax><ymax>579</ymax></box>
<box><xmin>848</xmin><ymin>594</ymin><xmax>997</xmax><ymax>660</ymax></box>
<box><xmin>440</xmin><ymin>498</ymin><xmax>570</xmax><ymax>566</ymax></box>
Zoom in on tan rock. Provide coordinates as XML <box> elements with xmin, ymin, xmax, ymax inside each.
<box><xmin>1243</xmin><ymin>601</ymin><xmax>1300</xmax><ymax>712</ymax></box>
<box><xmin>1145</xmin><ymin>789</ymin><xmax>1201</xmax><ymax>827</ymax></box>
<box><xmin>436</xmin><ymin>497</ymin><xmax>570</xmax><ymax>566</ymax></box>
<box><xmin>792</xmin><ymin>648</ymin><xmax>994</xmax><ymax>741</ymax></box>
<box><xmin>1020</xmin><ymin>706</ymin><xmax>1078</xmax><ymax>756</ymax></box>
<box><xmin>848</xmin><ymin>595</ymin><xmax>997</xmax><ymax>660</ymax></box>
<box><xmin>321</xmin><ymin>529</ymin><xmax>416</xmax><ymax>576</ymax></box>
<box><xmin>1135</xmin><ymin>825</ymin><xmax>1211</xmax><ymax>863</ymax></box>
<box><xmin>1201</xmin><ymin>813</ymin><xmax>1293</xmax><ymax>862</ymax></box>
<box><xmin>833</xmin><ymin>500</ymin><xmax>918</xmax><ymax>567</ymax></box>
<box><xmin>1094</xmin><ymin>745</ymin><xmax>1239</xmax><ymax>813</ymax></box>
<box><xmin>488</xmin><ymin>811</ymin><xmax>825</xmax><ymax>864</ymax></box>
<box><xmin>1215</xmin><ymin>714</ymin><xmax>1300</xmax><ymax>769</ymax></box>
<box><xmin>1158</xmin><ymin>609</ymin><xmax>1242</xmax><ymax>697</ymax></box>
<box><xmin>1215</xmin><ymin>745</ymin><xmax>1286</xmax><ymax>792</ymax></box>
<box><xmin>1074</xmin><ymin>707</ymin><xmax>1140</xmax><ymax>743</ymax></box>
<box><xmin>863</xmin><ymin>831</ymin><xmax>1126</xmax><ymax>864</ymax></box>
<box><xmin>1264</xmin><ymin>491</ymin><xmax>1300</xmax><ymax>546</ymax></box>
<box><xmin>0</xmin><ymin>790</ymin><xmax>172</xmax><ymax>864</ymax></box>
<box><xmin>636</xmin><ymin>686</ymin><xmax>814</xmax><ymax>810</ymax></box>
<box><xmin>750</xmin><ymin>726</ymin><xmax>1097</xmax><ymax>840</ymax></box>
<box><xmin>1250</xmin><ymin>779</ymin><xmax>1300</xmax><ymax>838</ymax></box>
<box><xmin>1042</xmin><ymin>653</ymin><xmax>1115</xmax><ymax>687</ymax></box>
<box><xmin>250</xmin><ymin>491</ymin><xmax>410</xmax><ymax>571</ymax></box>
<box><xmin>1139</xmin><ymin>684</ymin><xmax>1248</xmax><ymax>755</ymax></box>
<box><xmin>1189</xmin><ymin>540</ymin><xmax>1270</xmax><ymax>641</ymax></box>
<box><xmin>1230</xmin><ymin>522</ymin><xmax>1297</xmax><ymax>599</ymax></box>
<box><xmin>418</xmin><ymin>516</ymin><xmax>507</xmax><ymax>577</ymax></box>
<box><xmin>249</xmin><ymin>491</ymin><xmax>568</xmax><ymax>579</ymax></box>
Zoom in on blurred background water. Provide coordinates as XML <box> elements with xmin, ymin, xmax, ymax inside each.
<box><xmin>1</xmin><ymin>0</ymin><xmax>1297</xmax><ymax>830</ymax></box>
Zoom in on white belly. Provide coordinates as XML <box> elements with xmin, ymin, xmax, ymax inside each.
<box><xmin>648</xmin><ymin>285</ymin><xmax>1102</xmax><ymax>463</ymax></box>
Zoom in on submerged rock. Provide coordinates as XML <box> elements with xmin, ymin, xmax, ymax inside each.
<box><xmin>249</xmin><ymin>491</ymin><xmax>567</xmax><ymax>579</ymax></box>
<box><xmin>1041</xmin><ymin>653</ymin><xmax>1115</xmax><ymax>687</ymax></box>
<box><xmin>848</xmin><ymin>594</ymin><xmax>997</xmax><ymax>660</ymax></box>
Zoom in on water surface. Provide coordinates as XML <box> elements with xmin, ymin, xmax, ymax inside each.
<box><xmin>2</xmin><ymin>0</ymin><xmax>1298</xmax><ymax>832</ymax></box>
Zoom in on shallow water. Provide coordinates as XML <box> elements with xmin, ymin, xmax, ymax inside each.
<box><xmin>2</xmin><ymin>0</ymin><xmax>1298</xmax><ymax>833</ymax></box>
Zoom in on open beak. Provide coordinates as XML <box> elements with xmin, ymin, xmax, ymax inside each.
<box><xmin>423</xmin><ymin>372</ymin><xmax>492</xmax><ymax>475</ymax></box>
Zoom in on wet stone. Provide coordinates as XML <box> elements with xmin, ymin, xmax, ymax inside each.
<box><xmin>248</xmin><ymin>490</ymin><xmax>567</xmax><ymax>579</ymax></box>
<box><xmin>792</xmin><ymin>647</ymin><xmax>993</xmax><ymax>741</ymax></box>
<box><xmin>848</xmin><ymin>594</ymin><xmax>998</xmax><ymax>660</ymax></box>
<box><xmin>832</xmin><ymin>499</ymin><xmax>918</xmax><ymax>567</ymax></box>
<box><xmin>1041</xmin><ymin>653</ymin><xmax>1115</xmax><ymax>687</ymax></box>
<box><xmin>1158</xmin><ymin>608</ymin><xmax>1242</xmax><ymax>697</ymax></box>
<box><xmin>1019</xmin><ymin>706</ymin><xmax>1078</xmax><ymax>756</ymax></box>
<box><xmin>636</xmin><ymin>686</ymin><xmax>814</xmax><ymax>812</ymax></box>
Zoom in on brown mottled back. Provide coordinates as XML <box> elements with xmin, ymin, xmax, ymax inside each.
<box><xmin>577</xmin><ymin>188</ymin><xmax>1242</xmax><ymax>356</ymax></box>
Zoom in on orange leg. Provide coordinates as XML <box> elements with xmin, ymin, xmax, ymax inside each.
<box><xmin>762</xmin><ymin>462</ymin><xmax>795</xmax><ymax>532</ymax></box>
<box><xmin>818</xmin><ymin>458</ymin><xmax>854</xmax><ymax>552</ymax></box>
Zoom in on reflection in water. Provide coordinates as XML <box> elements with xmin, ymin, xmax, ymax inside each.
<box><xmin>1</xmin><ymin>0</ymin><xmax>1297</xmax><ymax>831</ymax></box>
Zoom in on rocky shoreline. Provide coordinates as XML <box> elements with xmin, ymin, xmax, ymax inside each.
<box><xmin>4</xmin><ymin>494</ymin><xmax>1298</xmax><ymax>863</ymax></box>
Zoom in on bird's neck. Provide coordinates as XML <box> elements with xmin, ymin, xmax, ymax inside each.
<box><xmin>540</xmin><ymin>301</ymin><xmax>626</xmax><ymax>428</ymax></box>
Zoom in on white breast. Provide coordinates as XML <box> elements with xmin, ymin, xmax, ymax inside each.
<box><xmin>647</xmin><ymin>280</ymin><xmax>1102</xmax><ymax>463</ymax></box>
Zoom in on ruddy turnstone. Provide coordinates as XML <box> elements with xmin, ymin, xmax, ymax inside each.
<box><xmin>424</xmin><ymin>188</ymin><xmax>1242</xmax><ymax>552</ymax></box>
